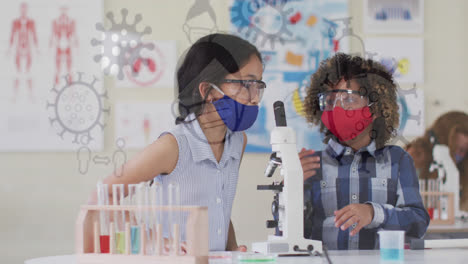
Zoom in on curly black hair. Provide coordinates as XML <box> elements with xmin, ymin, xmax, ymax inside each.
<box><xmin>303</xmin><ymin>53</ymin><xmax>399</xmax><ymax>149</ymax></box>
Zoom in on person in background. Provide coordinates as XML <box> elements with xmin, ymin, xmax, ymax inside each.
<box><xmin>297</xmin><ymin>53</ymin><xmax>430</xmax><ymax>249</ymax></box>
<box><xmin>406</xmin><ymin>111</ymin><xmax>468</xmax><ymax>212</ymax></box>
<box><xmin>86</xmin><ymin>33</ymin><xmax>266</xmax><ymax>252</ymax></box>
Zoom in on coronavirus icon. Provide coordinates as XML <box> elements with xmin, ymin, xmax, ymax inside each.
<box><xmin>230</xmin><ymin>0</ymin><xmax>294</xmax><ymax>49</ymax></box>
<box><xmin>91</xmin><ymin>8</ymin><xmax>154</xmax><ymax>80</ymax></box>
<box><xmin>47</xmin><ymin>72</ymin><xmax>109</xmax><ymax>144</ymax></box>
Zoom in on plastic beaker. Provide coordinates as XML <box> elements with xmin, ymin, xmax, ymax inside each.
<box><xmin>378</xmin><ymin>230</ymin><xmax>405</xmax><ymax>262</ymax></box>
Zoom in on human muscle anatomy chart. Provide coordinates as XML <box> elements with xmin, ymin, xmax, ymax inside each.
<box><xmin>0</xmin><ymin>0</ymin><xmax>102</xmax><ymax>151</ymax></box>
<box><xmin>49</xmin><ymin>7</ymin><xmax>78</xmax><ymax>84</ymax></box>
<box><xmin>8</xmin><ymin>2</ymin><xmax>38</xmax><ymax>102</ymax></box>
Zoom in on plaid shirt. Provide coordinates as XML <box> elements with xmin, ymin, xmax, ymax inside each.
<box><xmin>303</xmin><ymin>139</ymin><xmax>430</xmax><ymax>250</ymax></box>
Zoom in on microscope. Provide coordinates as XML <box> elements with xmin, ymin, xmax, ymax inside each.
<box><xmin>252</xmin><ymin>101</ymin><xmax>323</xmax><ymax>255</ymax></box>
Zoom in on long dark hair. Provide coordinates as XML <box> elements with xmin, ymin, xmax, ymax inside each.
<box><xmin>175</xmin><ymin>33</ymin><xmax>262</xmax><ymax>124</ymax></box>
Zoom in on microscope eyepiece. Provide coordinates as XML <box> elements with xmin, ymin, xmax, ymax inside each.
<box><xmin>273</xmin><ymin>101</ymin><xmax>287</xmax><ymax>127</ymax></box>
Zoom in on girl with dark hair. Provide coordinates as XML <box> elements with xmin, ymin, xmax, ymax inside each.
<box><xmin>87</xmin><ymin>33</ymin><xmax>265</xmax><ymax>252</ymax></box>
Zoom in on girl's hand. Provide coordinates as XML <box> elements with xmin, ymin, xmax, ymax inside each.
<box><xmin>299</xmin><ymin>148</ymin><xmax>321</xmax><ymax>181</ymax></box>
<box><xmin>236</xmin><ymin>245</ymin><xmax>247</xmax><ymax>252</ymax></box>
<box><xmin>163</xmin><ymin>239</ymin><xmax>188</xmax><ymax>255</ymax></box>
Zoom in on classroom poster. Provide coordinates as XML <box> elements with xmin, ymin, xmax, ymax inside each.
<box><xmin>0</xmin><ymin>0</ymin><xmax>103</xmax><ymax>151</ymax></box>
<box><xmin>230</xmin><ymin>0</ymin><xmax>349</xmax><ymax>152</ymax></box>
<box><xmin>364</xmin><ymin>0</ymin><xmax>424</xmax><ymax>34</ymax></box>
<box><xmin>115</xmin><ymin>40</ymin><xmax>177</xmax><ymax>88</ymax></box>
<box><xmin>365</xmin><ymin>37</ymin><xmax>424</xmax><ymax>84</ymax></box>
<box><xmin>115</xmin><ymin>102</ymin><xmax>175</xmax><ymax>150</ymax></box>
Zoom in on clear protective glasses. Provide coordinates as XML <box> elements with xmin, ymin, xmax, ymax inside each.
<box><xmin>218</xmin><ymin>79</ymin><xmax>266</xmax><ymax>103</ymax></box>
<box><xmin>318</xmin><ymin>89</ymin><xmax>371</xmax><ymax>111</ymax></box>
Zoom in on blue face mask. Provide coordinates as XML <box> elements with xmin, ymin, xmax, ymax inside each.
<box><xmin>210</xmin><ymin>84</ymin><xmax>259</xmax><ymax>132</ymax></box>
<box><xmin>455</xmin><ymin>154</ymin><xmax>464</xmax><ymax>164</ymax></box>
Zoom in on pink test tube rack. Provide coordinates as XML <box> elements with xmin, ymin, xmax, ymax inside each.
<box><xmin>420</xmin><ymin>191</ymin><xmax>455</xmax><ymax>225</ymax></box>
<box><xmin>75</xmin><ymin>205</ymin><xmax>209</xmax><ymax>264</ymax></box>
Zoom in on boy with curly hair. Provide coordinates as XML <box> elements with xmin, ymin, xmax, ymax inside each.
<box><xmin>299</xmin><ymin>53</ymin><xmax>430</xmax><ymax>250</ymax></box>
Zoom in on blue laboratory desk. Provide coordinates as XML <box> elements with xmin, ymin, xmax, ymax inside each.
<box><xmin>24</xmin><ymin>249</ymin><xmax>468</xmax><ymax>264</ymax></box>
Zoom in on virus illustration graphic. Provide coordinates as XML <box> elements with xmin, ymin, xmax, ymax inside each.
<box><xmin>367</xmin><ymin>83</ymin><xmax>422</xmax><ymax>147</ymax></box>
<box><xmin>91</xmin><ymin>8</ymin><xmax>154</xmax><ymax>80</ymax></box>
<box><xmin>47</xmin><ymin>72</ymin><xmax>110</xmax><ymax>144</ymax></box>
<box><xmin>230</xmin><ymin>0</ymin><xmax>294</xmax><ymax>49</ymax></box>
<box><xmin>389</xmin><ymin>84</ymin><xmax>422</xmax><ymax>145</ymax></box>
<box><xmin>398</xmin><ymin>84</ymin><xmax>422</xmax><ymax>126</ymax></box>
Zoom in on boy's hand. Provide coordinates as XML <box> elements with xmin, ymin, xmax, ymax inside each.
<box><xmin>299</xmin><ymin>148</ymin><xmax>321</xmax><ymax>181</ymax></box>
<box><xmin>334</xmin><ymin>204</ymin><xmax>374</xmax><ymax>236</ymax></box>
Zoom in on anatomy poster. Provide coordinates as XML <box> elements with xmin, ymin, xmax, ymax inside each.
<box><xmin>229</xmin><ymin>0</ymin><xmax>349</xmax><ymax>152</ymax></box>
<box><xmin>115</xmin><ymin>102</ymin><xmax>175</xmax><ymax>150</ymax></box>
<box><xmin>115</xmin><ymin>40</ymin><xmax>177</xmax><ymax>88</ymax></box>
<box><xmin>0</xmin><ymin>0</ymin><xmax>103</xmax><ymax>151</ymax></box>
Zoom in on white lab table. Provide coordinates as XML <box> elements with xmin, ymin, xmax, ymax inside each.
<box><xmin>24</xmin><ymin>249</ymin><xmax>468</xmax><ymax>264</ymax></box>
<box><xmin>426</xmin><ymin>219</ymin><xmax>468</xmax><ymax>239</ymax></box>
<box><xmin>428</xmin><ymin>220</ymin><xmax>468</xmax><ymax>233</ymax></box>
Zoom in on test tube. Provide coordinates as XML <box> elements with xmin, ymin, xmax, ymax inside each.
<box><xmin>434</xmin><ymin>179</ymin><xmax>441</xmax><ymax>220</ymax></box>
<box><xmin>429</xmin><ymin>179</ymin><xmax>441</xmax><ymax>220</ymax></box>
<box><xmin>97</xmin><ymin>182</ymin><xmax>110</xmax><ymax>253</ymax></box>
<box><xmin>426</xmin><ymin>179</ymin><xmax>433</xmax><ymax>219</ymax></box>
<box><xmin>441</xmin><ymin>192</ymin><xmax>448</xmax><ymax>220</ymax></box>
<box><xmin>143</xmin><ymin>183</ymin><xmax>152</xmax><ymax>255</ymax></box>
<box><xmin>112</xmin><ymin>184</ymin><xmax>126</xmax><ymax>254</ymax></box>
<box><xmin>128</xmin><ymin>184</ymin><xmax>141</xmax><ymax>254</ymax></box>
<box><xmin>418</xmin><ymin>179</ymin><xmax>425</xmax><ymax>193</ymax></box>
<box><xmin>150</xmin><ymin>182</ymin><xmax>164</xmax><ymax>255</ymax></box>
<box><xmin>168</xmin><ymin>182</ymin><xmax>181</xmax><ymax>255</ymax></box>
<box><xmin>419</xmin><ymin>179</ymin><xmax>427</xmax><ymax>209</ymax></box>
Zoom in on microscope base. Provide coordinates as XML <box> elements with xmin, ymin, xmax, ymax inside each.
<box><xmin>252</xmin><ymin>236</ymin><xmax>323</xmax><ymax>256</ymax></box>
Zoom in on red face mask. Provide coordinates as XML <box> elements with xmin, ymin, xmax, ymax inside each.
<box><xmin>321</xmin><ymin>106</ymin><xmax>373</xmax><ymax>142</ymax></box>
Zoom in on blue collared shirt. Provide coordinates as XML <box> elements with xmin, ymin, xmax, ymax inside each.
<box><xmin>155</xmin><ymin>114</ymin><xmax>244</xmax><ymax>251</ymax></box>
<box><xmin>304</xmin><ymin>139</ymin><xmax>430</xmax><ymax>250</ymax></box>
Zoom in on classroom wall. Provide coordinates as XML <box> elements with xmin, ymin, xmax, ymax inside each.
<box><xmin>2</xmin><ymin>0</ymin><xmax>467</xmax><ymax>263</ymax></box>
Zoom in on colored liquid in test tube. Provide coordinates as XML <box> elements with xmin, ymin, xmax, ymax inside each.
<box><xmin>130</xmin><ymin>226</ymin><xmax>141</xmax><ymax>254</ymax></box>
<box><xmin>112</xmin><ymin>184</ymin><xmax>126</xmax><ymax>254</ymax></box>
<box><xmin>168</xmin><ymin>182</ymin><xmax>181</xmax><ymax>255</ymax></box>
<box><xmin>128</xmin><ymin>184</ymin><xmax>140</xmax><ymax>254</ymax></box>
<box><xmin>97</xmin><ymin>182</ymin><xmax>110</xmax><ymax>253</ymax></box>
<box><xmin>99</xmin><ymin>236</ymin><xmax>110</xmax><ymax>253</ymax></box>
<box><xmin>129</xmin><ymin>183</ymin><xmax>146</xmax><ymax>254</ymax></box>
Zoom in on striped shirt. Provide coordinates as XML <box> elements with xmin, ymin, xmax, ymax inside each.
<box><xmin>304</xmin><ymin>139</ymin><xmax>430</xmax><ymax>250</ymax></box>
<box><xmin>154</xmin><ymin>114</ymin><xmax>244</xmax><ymax>251</ymax></box>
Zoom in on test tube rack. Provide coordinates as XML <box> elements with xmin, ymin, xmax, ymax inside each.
<box><xmin>420</xmin><ymin>191</ymin><xmax>455</xmax><ymax>225</ymax></box>
<box><xmin>76</xmin><ymin>205</ymin><xmax>209</xmax><ymax>264</ymax></box>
